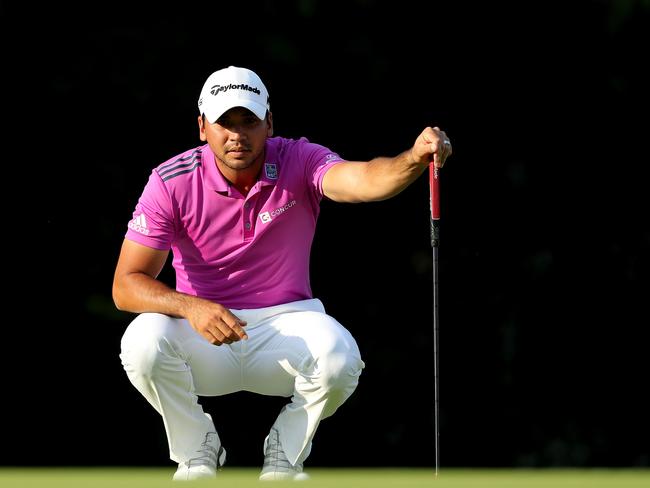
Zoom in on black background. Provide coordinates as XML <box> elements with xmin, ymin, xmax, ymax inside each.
<box><xmin>5</xmin><ymin>0</ymin><xmax>649</xmax><ymax>469</ymax></box>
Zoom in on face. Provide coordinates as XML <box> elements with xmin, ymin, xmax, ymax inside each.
<box><xmin>198</xmin><ymin>107</ymin><xmax>273</xmax><ymax>171</ymax></box>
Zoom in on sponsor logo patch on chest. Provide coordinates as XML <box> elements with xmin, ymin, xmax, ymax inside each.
<box><xmin>264</xmin><ymin>163</ymin><xmax>278</xmax><ymax>179</ymax></box>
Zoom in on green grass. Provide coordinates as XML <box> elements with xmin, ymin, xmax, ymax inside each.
<box><xmin>0</xmin><ymin>468</ymin><xmax>648</xmax><ymax>487</ymax></box>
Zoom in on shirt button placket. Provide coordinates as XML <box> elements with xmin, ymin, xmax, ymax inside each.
<box><xmin>243</xmin><ymin>200</ymin><xmax>254</xmax><ymax>239</ymax></box>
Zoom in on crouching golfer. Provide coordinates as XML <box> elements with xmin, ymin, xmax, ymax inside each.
<box><xmin>113</xmin><ymin>66</ymin><xmax>452</xmax><ymax>481</ymax></box>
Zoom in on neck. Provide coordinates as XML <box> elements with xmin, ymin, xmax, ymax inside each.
<box><xmin>216</xmin><ymin>152</ymin><xmax>265</xmax><ymax>196</ymax></box>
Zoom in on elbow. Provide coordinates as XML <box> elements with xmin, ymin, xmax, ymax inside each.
<box><xmin>112</xmin><ymin>287</ymin><xmax>124</xmax><ymax>311</ymax></box>
<box><xmin>112</xmin><ymin>277</ymin><xmax>128</xmax><ymax>311</ymax></box>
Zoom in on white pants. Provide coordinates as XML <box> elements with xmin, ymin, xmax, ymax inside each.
<box><xmin>119</xmin><ymin>298</ymin><xmax>364</xmax><ymax>466</ymax></box>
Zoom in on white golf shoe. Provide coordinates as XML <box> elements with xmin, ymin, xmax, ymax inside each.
<box><xmin>259</xmin><ymin>427</ymin><xmax>310</xmax><ymax>481</ymax></box>
<box><xmin>172</xmin><ymin>431</ymin><xmax>226</xmax><ymax>481</ymax></box>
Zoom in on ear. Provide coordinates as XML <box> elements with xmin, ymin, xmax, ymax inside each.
<box><xmin>198</xmin><ymin>115</ymin><xmax>207</xmax><ymax>141</ymax></box>
<box><xmin>266</xmin><ymin>111</ymin><xmax>274</xmax><ymax>137</ymax></box>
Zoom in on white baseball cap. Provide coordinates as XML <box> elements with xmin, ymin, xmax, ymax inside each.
<box><xmin>197</xmin><ymin>66</ymin><xmax>270</xmax><ymax>123</ymax></box>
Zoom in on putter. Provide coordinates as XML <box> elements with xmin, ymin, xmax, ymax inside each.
<box><xmin>429</xmin><ymin>161</ymin><xmax>440</xmax><ymax>477</ymax></box>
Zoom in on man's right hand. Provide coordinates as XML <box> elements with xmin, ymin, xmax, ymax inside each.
<box><xmin>185</xmin><ymin>298</ymin><xmax>248</xmax><ymax>345</ymax></box>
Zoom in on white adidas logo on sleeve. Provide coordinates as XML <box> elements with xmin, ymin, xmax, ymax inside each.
<box><xmin>128</xmin><ymin>213</ymin><xmax>150</xmax><ymax>235</ymax></box>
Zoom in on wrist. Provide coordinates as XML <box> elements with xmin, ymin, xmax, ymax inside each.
<box><xmin>405</xmin><ymin>149</ymin><xmax>425</xmax><ymax>168</ymax></box>
<box><xmin>173</xmin><ymin>292</ymin><xmax>201</xmax><ymax>318</ymax></box>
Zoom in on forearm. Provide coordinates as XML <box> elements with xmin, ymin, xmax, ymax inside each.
<box><xmin>323</xmin><ymin>127</ymin><xmax>451</xmax><ymax>203</ymax></box>
<box><xmin>112</xmin><ymin>271</ymin><xmax>202</xmax><ymax>318</ymax></box>
<box><xmin>359</xmin><ymin>150</ymin><xmax>428</xmax><ymax>202</ymax></box>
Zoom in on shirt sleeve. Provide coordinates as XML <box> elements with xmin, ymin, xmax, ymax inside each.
<box><xmin>298</xmin><ymin>137</ymin><xmax>346</xmax><ymax>200</ymax></box>
<box><xmin>124</xmin><ymin>170</ymin><xmax>176</xmax><ymax>250</ymax></box>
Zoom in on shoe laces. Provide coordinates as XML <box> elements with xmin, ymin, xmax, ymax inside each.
<box><xmin>187</xmin><ymin>432</ymin><xmax>222</xmax><ymax>469</ymax></box>
<box><xmin>263</xmin><ymin>427</ymin><xmax>302</xmax><ymax>472</ymax></box>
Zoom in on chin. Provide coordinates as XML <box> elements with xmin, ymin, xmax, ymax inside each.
<box><xmin>224</xmin><ymin>157</ymin><xmax>256</xmax><ymax>170</ymax></box>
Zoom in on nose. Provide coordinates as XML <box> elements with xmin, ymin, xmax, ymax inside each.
<box><xmin>227</xmin><ymin>124</ymin><xmax>246</xmax><ymax>140</ymax></box>
<box><xmin>226</xmin><ymin>131</ymin><xmax>241</xmax><ymax>145</ymax></box>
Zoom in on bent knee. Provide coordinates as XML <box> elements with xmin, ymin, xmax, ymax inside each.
<box><xmin>317</xmin><ymin>351</ymin><xmax>365</xmax><ymax>391</ymax></box>
<box><xmin>119</xmin><ymin>313</ymin><xmax>181</xmax><ymax>378</ymax></box>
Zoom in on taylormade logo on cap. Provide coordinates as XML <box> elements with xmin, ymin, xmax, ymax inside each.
<box><xmin>210</xmin><ymin>84</ymin><xmax>261</xmax><ymax>96</ymax></box>
<box><xmin>198</xmin><ymin>66</ymin><xmax>270</xmax><ymax>123</ymax></box>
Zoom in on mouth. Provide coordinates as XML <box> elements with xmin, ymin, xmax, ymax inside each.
<box><xmin>227</xmin><ymin>147</ymin><xmax>251</xmax><ymax>159</ymax></box>
<box><xmin>227</xmin><ymin>151</ymin><xmax>248</xmax><ymax>159</ymax></box>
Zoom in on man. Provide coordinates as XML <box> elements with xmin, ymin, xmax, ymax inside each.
<box><xmin>113</xmin><ymin>66</ymin><xmax>452</xmax><ymax>481</ymax></box>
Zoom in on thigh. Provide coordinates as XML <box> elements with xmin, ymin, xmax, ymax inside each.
<box><xmin>273</xmin><ymin>310</ymin><xmax>361</xmax><ymax>360</ymax></box>
<box><xmin>242</xmin><ymin>310</ymin><xmax>361</xmax><ymax>395</ymax></box>
<box><xmin>174</xmin><ymin>319</ymin><xmax>246</xmax><ymax>396</ymax></box>
<box><xmin>124</xmin><ymin>313</ymin><xmax>243</xmax><ymax>397</ymax></box>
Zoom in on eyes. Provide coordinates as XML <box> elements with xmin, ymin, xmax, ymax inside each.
<box><xmin>215</xmin><ymin>115</ymin><xmax>261</xmax><ymax>130</ymax></box>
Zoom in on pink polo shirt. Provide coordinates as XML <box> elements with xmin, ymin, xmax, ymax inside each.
<box><xmin>125</xmin><ymin>137</ymin><xmax>345</xmax><ymax>309</ymax></box>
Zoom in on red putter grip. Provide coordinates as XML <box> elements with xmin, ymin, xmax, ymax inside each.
<box><xmin>429</xmin><ymin>162</ymin><xmax>440</xmax><ymax>248</ymax></box>
<box><xmin>429</xmin><ymin>162</ymin><xmax>440</xmax><ymax>220</ymax></box>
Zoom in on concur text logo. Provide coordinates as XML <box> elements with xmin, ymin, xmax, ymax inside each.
<box><xmin>259</xmin><ymin>200</ymin><xmax>297</xmax><ymax>224</ymax></box>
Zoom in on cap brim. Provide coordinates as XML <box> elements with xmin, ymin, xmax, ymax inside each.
<box><xmin>202</xmin><ymin>99</ymin><xmax>267</xmax><ymax>123</ymax></box>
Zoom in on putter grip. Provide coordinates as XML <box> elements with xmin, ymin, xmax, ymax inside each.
<box><xmin>429</xmin><ymin>162</ymin><xmax>440</xmax><ymax>247</ymax></box>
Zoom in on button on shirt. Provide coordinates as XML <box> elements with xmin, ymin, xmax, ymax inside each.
<box><xmin>125</xmin><ymin>137</ymin><xmax>346</xmax><ymax>309</ymax></box>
